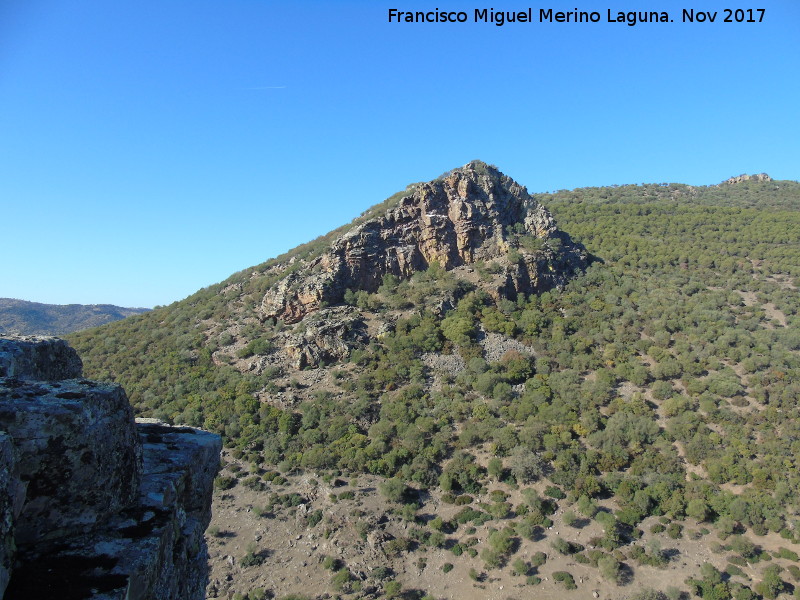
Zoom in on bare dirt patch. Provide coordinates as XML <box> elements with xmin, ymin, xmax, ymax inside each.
<box><xmin>205</xmin><ymin>452</ymin><xmax>800</xmax><ymax>600</ymax></box>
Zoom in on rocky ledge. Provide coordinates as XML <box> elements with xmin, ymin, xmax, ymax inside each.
<box><xmin>0</xmin><ymin>335</ymin><xmax>221</xmax><ymax>600</ymax></box>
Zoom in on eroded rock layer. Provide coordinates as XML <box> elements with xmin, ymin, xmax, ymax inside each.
<box><xmin>0</xmin><ymin>335</ymin><xmax>221</xmax><ymax>600</ymax></box>
<box><xmin>0</xmin><ymin>433</ymin><xmax>20</xmax><ymax>599</ymax></box>
<box><xmin>0</xmin><ymin>335</ymin><xmax>82</xmax><ymax>381</ymax></box>
<box><xmin>261</xmin><ymin>161</ymin><xmax>586</xmax><ymax>324</ymax></box>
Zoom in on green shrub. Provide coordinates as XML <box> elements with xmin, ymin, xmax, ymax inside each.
<box><xmin>331</xmin><ymin>568</ymin><xmax>353</xmax><ymax>592</ymax></box>
<box><xmin>240</xmin><ymin>544</ymin><xmax>266</xmax><ymax>567</ymax></box>
<box><xmin>545</xmin><ymin>485</ymin><xmax>566</xmax><ymax>499</ymax></box>
<box><xmin>666</xmin><ymin>522</ymin><xmax>683</xmax><ymax>539</ymax></box>
<box><xmin>214</xmin><ymin>475</ymin><xmax>237</xmax><ymax>490</ymax></box>
<box><xmin>726</xmin><ymin>563</ymin><xmax>746</xmax><ymax>578</ymax></box>
<box><xmin>237</xmin><ymin>337</ymin><xmax>273</xmax><ymax>358</ymax></box>
<box><xmin>553</xmin><ymin>571</ymin><xmax>577</xmax><ymax>589</ymax></box>
<box><xmin>512</xmin><ymin>557</ymin><xmax>529</xmax><ymax>576</ymax></box>
<box><xmin>786</xmin><ymin>564</ymin><xmax>800</xmax><ymax>581</ymax></box>
<box><xmin>776</xmin><ymin>547</ymin><xmax>799</xmax><ymax>561</ymax></box>
<box><xmin>383</xmin><ymin>580</ymin><xmax>402</xmax><ymax>599</ymax></box>
<box><xmin>307</xmin><ymin>509</ymin><xmax>323</xmax><ymax>528</ymax></box>
<box><xmin>379</xmin><ymin>477</ymin><xmax>408</xmax><ymax>503</ymax></box>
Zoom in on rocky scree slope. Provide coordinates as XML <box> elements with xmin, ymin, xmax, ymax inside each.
<box><xmin>261</xmin><ymin>161</ymin><xmax>586</xmax><ymax>324</ymax></box>
<box><xmin>0</xmin><ymin>335</ymin><xmax>221</xmax><ymax>600</ymax></box>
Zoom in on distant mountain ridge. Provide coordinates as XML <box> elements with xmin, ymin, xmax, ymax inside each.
<box><xmin>0</xmin><ymin>298</ymin><xmax>149</xmax><ymax>335</ymax></box>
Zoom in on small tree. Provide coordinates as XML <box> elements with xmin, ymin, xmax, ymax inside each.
<box><xmin>598</xmin><ymin>555</ymin><xmax>623</xmax><ymax>585</ymax></box>
<box><xmin>755</xmin><ymin>565</ymin><xmax>785</xmax><ymax>600</ymax></box>
<box><xmin>509</xmin><ymin>448</ymin><xmax>547</xmax><ymax>483</ymax></box>
<box><xmin>563</xmin><ymin>510</ymin><xmax>578</xmax><ymax>527</ymax></box>
<box><xmin>380</xmin><ymin>477</ymin><xmax>407</xmax><ymax>503</ymax></box>
<box><xmin>488</xmin><ymin>457</ymin><xmax>504</xmax><ymax>480</ymax></box>
<box><xmin>383</xmin><ymin>580</ymin><xmax>402</xmax><ymax>599</ymax></box>
<box><xmin>686</xmin><ymin>498</ymin><xmax>709</xmax><ymax>522</ymax></box>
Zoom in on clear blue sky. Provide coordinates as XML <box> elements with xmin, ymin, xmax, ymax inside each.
<box><xmin>2</xmin><ymin>1</ymin><xmax>798</xmax><ymax>308</ymax></box>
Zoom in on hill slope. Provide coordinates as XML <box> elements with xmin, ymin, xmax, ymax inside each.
<box><xmin>0</xmin><ymin>298</ymin><xmax>149</xmax><ymax>335</ymax></box>
<box><xmin>68</xmin><ymin>166</ymin><xmax>800</xmax><ymax>600</ymax></box>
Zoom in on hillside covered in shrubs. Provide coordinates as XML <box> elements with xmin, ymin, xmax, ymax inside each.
<box><xmin>69</xmin><ymin>166</ymin><xmax>800</xmax><ymax>599</ymax></box>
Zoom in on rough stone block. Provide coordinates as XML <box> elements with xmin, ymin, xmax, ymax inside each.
<box><xmin>0</xmin><ymin>378</ymin><xmax>142</xmax><ymax>546</ymax></box>
<box><xmin>0</xmin><ymin>335</ymin><xmax>82</xmax><ymax>381</ymax></box>
<box><xmin>3</xmin><ymin>422</ymin><xmax>221</xmax><ymax>600</ymax></box>
<box><xmin>0</xmin><ymin>335</ymin><xmax>221</xmax><ymax>600</ymax></box>
<box><xmin>0</xmin><ymin>432</ymin><xmax>21</xmax><ymax>599</ymax></box>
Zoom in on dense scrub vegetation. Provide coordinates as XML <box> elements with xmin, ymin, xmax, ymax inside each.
<box><xmin>70</xmin><ymin>177</ymin><xmax>800</xmax><ymax>597</ymax></box>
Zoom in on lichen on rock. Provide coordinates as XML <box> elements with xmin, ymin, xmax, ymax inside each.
<box><xmin>0</xmin><ymin>336</ymin><xmax>222</xmax><ymax>600</ymax></box>
<box><xmin>0</xmin><ymin>335</ymin><xmax>82</xmax><ymax>381</ymax></box>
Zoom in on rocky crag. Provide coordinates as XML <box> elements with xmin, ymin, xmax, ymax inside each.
<box><xmin>261</xmin><ymin>161</ymin><xmax>587</xmax><ymax>325</ymax></box>
<box><xmin>0</xmin><ymin>335</ymin><xmax>221</xmax><ymax>600</ymax></box>
<box><xmin>722</xmin><ymin>173</ymin><xmax>772</xmax><ymax>185</ymax></box>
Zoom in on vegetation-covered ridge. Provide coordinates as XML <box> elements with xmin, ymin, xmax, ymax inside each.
<box><xmin>69</xmin><ymin>171</ymin><xmax>800</xmax><ymax>599</ymax></box>
<box><xmin>0</xmin><ymin>298</ymin><xmax>149</xmax><ymax>336</ymax></box>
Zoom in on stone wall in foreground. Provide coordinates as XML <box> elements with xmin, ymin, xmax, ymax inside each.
<box><xmin>0</xmin><ymin>335</ymin><xmax>221</xmax><ymax>600</ymax></box>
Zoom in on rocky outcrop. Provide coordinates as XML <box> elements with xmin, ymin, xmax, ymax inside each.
<box><xmin>0</xmin><ymin>336</ymin><xmax>222</xmax><ymax>600</ymax></box>
<box><xmin>0</xmin><ymin>378</ymin><xmax>142</xmax><ymax>547</ymax></box>
<box><xmin>0</xmin><ymin>335</ymin><xmax>83</xmax><ymax>381</ymax></box>
<box><xmin>0</xmin><ymin>433</ymin><xmax>20</xmax><ymax>599</ymax></box>
<box><xmin>261</xmin><ymin>161</ymin><xmax>586</xmax><ymax>324</ymax></box>
<box><xmin>283</xmin><ymin>306</ymin><xmax>368</xmax><ymax>369</ymax></box>
<box><xmin>723</xmin><ymin>173</ymin><xmax>772</xmax><ymax>184</ymax></box>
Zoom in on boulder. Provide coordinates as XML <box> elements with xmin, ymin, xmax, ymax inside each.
<box><xmin>0</xmin><ymin>335</ymin><xmax>82</xmax><ymax>380</ymax></box>
<box><xmin>0</xmin><ymin>336</ymin><xmax>222</xmax><ymax>600</ymax></box>
<box><xmin>283</xmin><ymin>306</ymin><xmax>367</xmax><ymax>369</ymax></box>
<box><xmin>0</xmin><ymin>378</ymin><xmax>142</xmax><ymax>546</ymax></box>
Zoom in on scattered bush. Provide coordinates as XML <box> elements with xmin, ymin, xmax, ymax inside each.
<box><xmin>553</xmin><ymin>571</ymin><xmax>577</xmax><ymax>589</ymax></box>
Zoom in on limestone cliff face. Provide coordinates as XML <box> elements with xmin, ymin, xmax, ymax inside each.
<box><xmin>261</xmin><ymin>161</ymin><xmax>586</xmax><ymax>324</ymax></box>
<box><xmin>0</xmin><ymin>336</ymin><xmax>222</xmax><ymax>600</ymax></box>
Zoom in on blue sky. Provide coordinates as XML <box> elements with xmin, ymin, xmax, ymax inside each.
<box><xmin>2</xmin><ymin>1</ymin><xmax>798</xmax><ymax>308</ymax></box>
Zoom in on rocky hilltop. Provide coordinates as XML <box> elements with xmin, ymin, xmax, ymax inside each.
<box><xmin>722</xmin><ymin>173</ymin><xmax>772</xmax><ymax>185</ymax></box>
<box><xmin>261</xmin><ymin>161</ymin><xmax>586</xmax><ymax>324</ymax></box>
<box><xmin>0</xmin><ymin>335</ymin><xmax>221</xmax><ymax>600</ymax></box>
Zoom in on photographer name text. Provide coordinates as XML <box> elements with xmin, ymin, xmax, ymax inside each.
<box><xmin>387</xmin><ymin>8</ymin><xmax>766</xmax><ymax>26</ymax></box>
